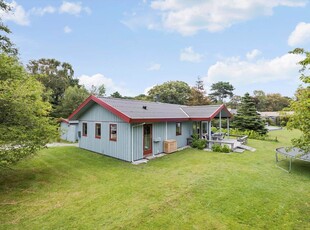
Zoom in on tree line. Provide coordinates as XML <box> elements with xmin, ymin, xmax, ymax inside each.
<box><xmin>1</xmin><ymin>0</ymin><xmax>308</xmax><ymax>167</ymax></box>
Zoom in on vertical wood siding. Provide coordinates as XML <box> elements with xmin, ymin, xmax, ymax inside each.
<box><xmin>167</xmin><ymin>121</ymin><xmax>193</xmax><ymax>148</ymax></box>
<box><xmin>60</xmin><ymin>122</ymin><xmax>78</xmax><ymax>142</ymax></box>
<box><xmin>78</xmin><ymin>104</ymin><xmax>131</xmax><ymax>161</ymax></box>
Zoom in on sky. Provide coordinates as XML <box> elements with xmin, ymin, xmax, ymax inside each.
<box><xmin>1</xmin><ymin>0</ymin><xmax>310</xmax><ymax>97</ymax></box>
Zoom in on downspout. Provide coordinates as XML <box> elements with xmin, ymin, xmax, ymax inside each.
<box><xmin>219</xmin><ymin>110</ymin><xmax>222</xmax><ymax>134</ymax></box>
<box><xmin>131</xmin><ymin>123</ymin><xmax>145</xmax><ymax>163</ymax></box>
<box><xmin>227</xmin><ymin>118</ymin><xmax>230</xmax><ymax>138</ymax></box>
<box><xmin>165</xmin><ymin>122</ymin><xmax>168</xmax><ymax>140</ymax></box>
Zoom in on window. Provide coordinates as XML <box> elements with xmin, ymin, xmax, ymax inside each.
<box><xmin>110</xmin><ymin>124</ymin><xmax>117</xmax><ymax>141</ymax></box>
<box><xmin>95</xmin><ymin>123</ymin><xmax>101</xmax><ymax>139</ymax></box>
<box><xmin>82</xmin><ymin>123</ymin><xmax>87</xmax><ymax>136</ymax></box>
<box><xmin>176</xmin><ymin>122</ymin><xmax>182</xmax><ymax>136</ymax></box>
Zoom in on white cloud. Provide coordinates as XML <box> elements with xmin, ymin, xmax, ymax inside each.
<box><xmin>144</xmin><ymin>85</ymin><xmax>155</xmax><ymax>95</ymax></box>
<box><xmin>180</xmin><ymin>47</ymin><xmax>203</xmax><ymax>63</ymax></box>
<box><xmin>150</xmin><ymin>0</ymin><xmax>307</xmax><ymax>35</ymax></box>
<box><xmin>59</xmin><ymin>1</ymin><xmax>91</xmax><ymax>16</ymax></box>
<box><xmin>246</xmin><ymin>49</ymin><xmax>262</xmax><ymax>60</ymax></box>
<box><xmin>203</xmin><ymin>53</ymin><xmax>302</xmax><ymax>87</ymax></box>
<box><xmin>288</xmin><ymin>22</ymin><xmax>310</xmax><ymax>46</ymax></box>
<box><xmin>30</xmin><ymin>6</ymin><xmax>56</xmax><ymax>16</ymax></box>
<box><xmin>0</xmin><ymin>1</ymin><xmax>30</xmax><ymax>26</ymax></box>
<box><xmin>64</xmin><ymin>26</ymin><xmax>72</xmax><ymax>33</ymax></box>
<box><xmin>147</xmin><ymin>63</ymin><xmax>161</xmax><ymax>71</ymax></box>
<box><xmin>78</xmin><ymin>74</ymin><xmax>133</xmax><ymax>96</ymax></box>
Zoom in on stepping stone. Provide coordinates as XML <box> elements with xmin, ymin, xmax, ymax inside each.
<box><xmin>132</xmin><ymin>159</ymin><xmax>148</xmax><ymax>165</ymax></box>
<box><xmin>238</xmin><ymin>145</ymin><xmax>256</xmax><ymax>152</ymax></box>
<box><xmin>234</xmin><ymin>148</ymin><xmax>245</xmax><ymax>153</ymax></box>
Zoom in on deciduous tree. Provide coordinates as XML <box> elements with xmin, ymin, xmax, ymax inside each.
<box><xmin>57</xmin><ymin>85</ymin><xmax>89</xmax><ymax>118</ymax></box>
<box><xmin>287</xmin><ymin>48</ymin><xmax>310</xmax><ymax>152</ymax></box>
<box><xmin>27</xmin><ymin>58</ymin><xmax>78</xmax><ymax>117</ymax></box>
<box><xmin>0</xmin><ymin>54</ymin><xmax>57</xmax><ymax>167</ymax></box>
<box><xmin>0</xmin><ymin>0</ymin><xmax>18</xmax><ymax>55</ymax></box>
<box><xmin>148</xmin><ymin>81</ymin><xmax>191</xmax><ymax>105</ymax></box>
<box><xmin>187</xmin><ymin>77</ymin><xmax>210</xmax><ymax>105</ymax></box>
<box><xmin>110</xmin><ymin>91</ymin><xmax>122</xmax><ymax>98</ymax></box>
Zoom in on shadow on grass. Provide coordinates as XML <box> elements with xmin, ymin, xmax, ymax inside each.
<box><xmin>276</xmin><ymin>160</ymin><xmax>310</xmax><ymax>175</ymax></box>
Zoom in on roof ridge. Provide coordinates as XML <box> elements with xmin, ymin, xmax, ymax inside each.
<box><xmin>179</xmin><ymin>107</ymin><xmax>190</xmax><ymax>117</ymax></box>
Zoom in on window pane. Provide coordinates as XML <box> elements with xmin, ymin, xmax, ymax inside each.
<box><xmin>83</xmin><ymin>123</ymin><xmax>87</xmax><ymax>136</ymax></box>
<box><xmin>110</xmin><ymin>124</ymin><xmax>117</xmax><ymax>141</ymax></box>
<box><xmin>176</xmin><ymin>122</ymin><xmax>182</xmax><ymax>135</ymax></box>
<box><xmin>95</xmin><ymin>123</ymin><xmax>101</xmax><ymax>138</ymax></box>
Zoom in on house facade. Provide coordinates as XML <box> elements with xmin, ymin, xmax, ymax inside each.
<box><xmin>68</xmin><ymin>95</ymin><xmax>232</xmax><ymax>162</ymax></box>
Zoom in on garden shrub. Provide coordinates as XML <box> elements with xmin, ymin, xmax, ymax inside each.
<box><xmin>211</xmin><ymin>144</ymin><xmax>231</xmax><ymax>153</ymax></box>
<box><xmin>192</xmin><ymin>139</ymin><xmax>206</xmax><ymax>150</ymax></box>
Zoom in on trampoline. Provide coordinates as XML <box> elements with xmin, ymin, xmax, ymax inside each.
<box><xmin>275</xmin><ymin>147</ymin><xmax>310</xmax><ymax>173</ymax></box>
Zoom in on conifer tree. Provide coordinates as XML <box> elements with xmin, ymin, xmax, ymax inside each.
<box><xmin>232</xmin><ymin>93</ymin><xmax>267</xmax><ymax>135</ymax></box>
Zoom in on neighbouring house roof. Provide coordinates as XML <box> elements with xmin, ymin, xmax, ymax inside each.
<box><xmin>259</xmin><ymin>111</ymin><xmax>294</xmax><ymax>117</ymax></box>
<box><xmin>68</xmin><ymin>95</ymin><xmax>232</xmax><ymax>123</ymax></box>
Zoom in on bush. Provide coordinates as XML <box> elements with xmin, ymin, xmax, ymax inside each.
<box><xmin>192</xmin><ymin>139</ymin><xmax>206</xmax><ymax>150</ymax></box>
<box><xmin>211</xmin><ymin>144</ymin><xmax>231</xmax><ymax>153</ymax></box>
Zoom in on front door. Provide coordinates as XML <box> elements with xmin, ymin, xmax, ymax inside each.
<box><xmin>143</xmin><ymin>124</ymin><xmax>152</xmax><ymax>155</ymax></box>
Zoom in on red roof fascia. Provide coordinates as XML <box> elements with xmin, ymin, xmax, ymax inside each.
<box><xmin>92</xmin><ymin>97</ymin><xmax>131</xmax><ymax>123</ymax></box>
<box><xmin>130</xmin><ymin>118</ymin><xmax>189</xmax><ymax>123</ymax></box>
<box><xmin>190</xmin><ymin>118</ymin><xmax>211</xmax><ymax>121</ymax></box>
<box><xmin>209</xmin><ymin>104</ymin><xmax>232</xmax><ymax>120</ymax></box>
<box><xmin>68</xmin><ymin>95</ymin><xmax>131</xmax><ymax>123</ymax></box>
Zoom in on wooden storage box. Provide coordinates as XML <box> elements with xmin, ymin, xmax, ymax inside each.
<box><xmin>164</xmin><ymin>140</ymin><xmax>177</xmax><ymax>153</ymax></box>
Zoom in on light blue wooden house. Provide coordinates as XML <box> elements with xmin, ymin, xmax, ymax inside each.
<box><xmin>68</xmin><ymin>95</ymin><xmax>232</xmax><ymax>162</ymax></box>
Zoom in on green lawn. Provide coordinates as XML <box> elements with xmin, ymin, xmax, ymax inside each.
<box><xmin>0</xmin><ymin>129</ymin><xmax>309</xmax><ymax>229</ymax></box>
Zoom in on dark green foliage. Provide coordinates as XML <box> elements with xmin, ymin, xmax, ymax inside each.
<box><xmin>209</xmin><ymin>81</ymin><xmax>234</xmax><ymax>103</ymax></box>
<box><xmin>148</xmin><ymin>81</ymin><xmax>191</xmax><ymax>104</ymax></box>
<box><xmin>0</xmin><ymin>54</ymin><xmax>57</xmax><ymax>167</ymax></box>
<box><xmin>191</xmin><ymin>134</ymin><xmax>206</xmax><ymax>150</ymax></box>
<box><xmin>27</xmin><ymin>58</ymin><xmax>78</xmax><ymax>117</ymax></box>
<box><xmin>56</xmin><ymin>85</ymin><xmax>90</xmax><ymax>118</ymax></box>
<box><xmin>0</xmin><ymin>0</ymin><xmax>18</xmax><ymax>56</ymax></box>
<box><xmin>253</xmin><ymin>90</ymin><xmax>291</xmax><ymax>112</ymax></box>
<box><xmin>232</xmin><ymin>93</ymin><xmax>267</xmax><ymax>135</ymax></box>
<box><xmin>211</xmin><ymin>144</ymin><xmax>231</xmax><ymax>153</ymax></box>
<box><xmin>110</xmin><ymin>91</ymin><xmax>122</xmax><ymax>98</ymax></box>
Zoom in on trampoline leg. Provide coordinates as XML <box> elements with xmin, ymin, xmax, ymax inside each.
<box><xmin>289</xmin><ymin>158</ymin><xmax>292</xmax><ymax>173</ymax></box>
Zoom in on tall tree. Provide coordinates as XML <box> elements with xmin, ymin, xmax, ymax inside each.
<box><xmin>187</xmin><ymin>77</ymin><xmax>211</xmax><ymax>105</ymax></box>
<box><xmin>148</xmin><ymin>81</ymin><xmax>191</xmax><ymax>104</ymax></box>
<box><xmin>209</xmin><ymin>81</ymin><xmax>234</xmax><ymax>103</ymax></box>
<box><xmin>253</xmin><ymin>90</ymin><xmax>267</xmax><ymax>111</ymax></box>
<box><xmin>265</xmin><ymin>93</ymin><xmax>290</xmax><ymax>111</ymax></box>
<box><xmin>0</xmin><ymin>0</ymin><xmax>18</xmax><ymax>55</ymax></box>
<box><xmin>287</xmin><ymin>48</ymin><xmax>310</xmax><ymax>152</ymax></box>
<box><xmin>110</xmin><ymin>91</ymin><xmax>122</xmax><ymax>98</ymax></box>
<box><xmin>232</xmin><ymin>93</ymin><xmax>267</xmax><ymax>135</ymax></box>
<box><xmin>227</xmin><ymin>95</ymin><xmax>242</xmax><ymax>109</ymax></box>
<box><xmin>90</xmin><ymin>84</ymin><xmax>106</xmax><ymax>97</ymax></box>
<box><xmin>57</xmin><ymin>85</ymin><xmax>89</xmax><ymax>118</ymax></box>
<box><xmin>0</xmin><ymin>54</ymin><xmax>56</xmax><ymax>167</ymax></box>
<box><xmin>27</xmin><ymin>58</ymin><xmax>78</xmax><ymax>117</ymax></box>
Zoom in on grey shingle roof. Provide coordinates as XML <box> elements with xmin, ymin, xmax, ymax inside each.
<box><xmin>68</xmin><ymin>95</ymin><xmax>232</xmax><ymax>122</ymax></box>
<box><xmin>98</xmin><ymin>97</ymin><xmax>231</xmax><ymax>120</ymax></box>
<box><xmin>98</xmin><ymin>97</ymin><xmax>188</xmax><ymax>119</ymax></box>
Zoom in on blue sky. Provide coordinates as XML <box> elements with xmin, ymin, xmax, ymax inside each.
<box><xmin>1</xmin><ymin>0</ymin><xmax>310</xmax><ymax>97</ymax></box>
